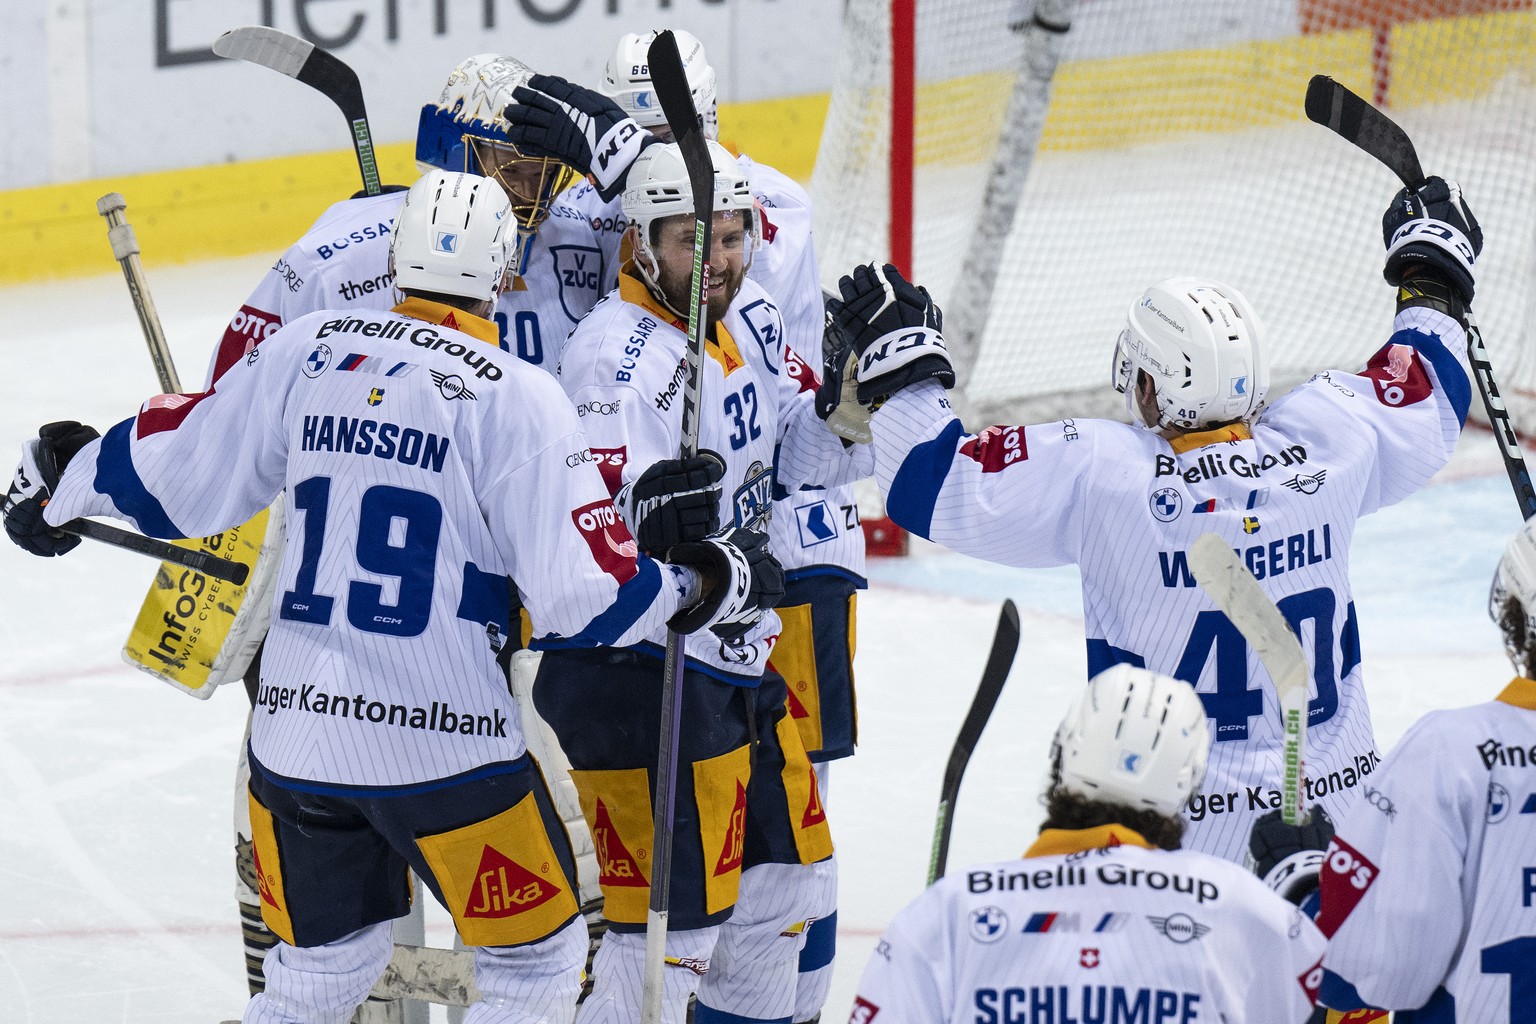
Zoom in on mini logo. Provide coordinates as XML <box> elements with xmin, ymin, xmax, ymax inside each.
<box><xmin>1147</xmin><ymin>913</ymin><xmax>1210</xmax><ymax>943</ymax></box>
<box><xmin>366</xmin><ymin>388</ymin><xmax>385</xmax><ymax>406</ymax></box>
<box><xmin>1487</xmin><ymin>781</ymin><xmax>1511</xmax><ymax>823</ymax></box>
<box><xmin>1150</xmin><ymin>487</ymin><xmax>1182</xmax><ymax>522</ymax></box>
<box><xmin>431</xmin><ymin>370</ymin><xmax>477</xmax><ymax>401</ymax></box>
<box><xmin>303</xmin><ymin>343</ymin><xmax>333</xmax><ymax>377</ymax></box>
<box><xmin>434</xmin><ymin>231</ymin><xmax>458</xmax><ymax>253</ymax></box>
<box><xmin>1080</xmin><ymin>948</ymin><xmax>1100</xmax><ymax>968</ymax></box>
<box><xmin>1243</xmin><ymin>515</ymin><xmax>1261</xmax><ymax>534</ymax></box>
<box><xmin>969</xmin><ymin>906</ymin><xmax>1008</xmax><ymax>943</ymax></box>
<box><xmin>1283</xmin><ymin>470</ymin><xmax>1327</xmax><ymax>495</ymax></box>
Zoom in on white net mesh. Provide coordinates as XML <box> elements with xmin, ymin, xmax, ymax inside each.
<box><xmin>812</xmin><ymin>0</ymin><xmax>1536</xmax><ymax>429</ymax></box>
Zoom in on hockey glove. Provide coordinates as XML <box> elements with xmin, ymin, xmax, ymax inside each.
<box><xmin>1246</xmin><ymin>805</ymin><xmax>1335</xmax><ymax>905</ymax></box>
<box><xmin>1382</xmin><ymin>175</ymin><xmax>1482</xmax><ymax>303</ymax></box>
<box><xmin>618</xmin><ymin>451</ymin><xmax>726</xmax><ymax>556</ymax></box>
<box><xmin>816</xmin><ymin>305</ymin><xmax>874</xmax><ymax>444</ymax></box>
<box><xmin>827</xmin><ymin>263</ymin><xmax>954</xmax><ymax>406</ymax></box>
<box><xmin>4</xmin><ymin>420</ymin><xmax>100</xmax><ymax>557</ymax></box>
<box><xmin>502</xmin><ymin>74</ymin><xmax>658</xmax><ymax>203</ymax></box>
<box><xmin>667</xmin><ymin>528</ymin><xmax>785</xmax><ymax>643</ymax></box>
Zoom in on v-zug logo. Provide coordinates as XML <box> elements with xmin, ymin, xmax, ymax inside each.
<box><xmin>434</xmin><ymin>231</ymin><xmax>458</xmax><ymax>254</ymax></box>
<box><xmin>551</xmin><ymin>245</ymin><xmax>603</xmax><ymax>321</ymax></box>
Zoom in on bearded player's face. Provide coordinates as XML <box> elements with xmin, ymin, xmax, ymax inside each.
<box><xmin>651</xmin><ymin>211</ymin><xmax>749</xmax><ymax>324</ymax></box>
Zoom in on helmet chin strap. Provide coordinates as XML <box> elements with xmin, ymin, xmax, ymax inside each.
<box><xmin>632</xmin><ymin>234</ymin><xmax>693</xmax><ymax>324</ymax></box>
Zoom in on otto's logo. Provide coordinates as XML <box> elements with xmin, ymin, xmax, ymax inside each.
<box><xmin>431</xmin><ymin>370</ymin><xmax>476</xmax><ymax>402</ymax></box>
<box><xmin>434</xmin><ymin>231</ymin><xmax>458</xmax><ymax>253</ymax></box>
<box><xmin>571</xmin><ymin>500</ymin><xmax>638</xmax><ymax>584</ymax></box>
<box><xmin>850</xmin><ymin>997</ymin><xmax>881</xmax><ymax>1024</ymax></box>
<box><xmin>959</xmin><ymin>425</ymin><xmax>1027</xmax><ymax>473</ymax></box>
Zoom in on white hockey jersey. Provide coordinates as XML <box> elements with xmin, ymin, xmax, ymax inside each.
<box><xmin>583</xmin><ymin>154</ymin><xmax>867</xmax><ymax>579</ymax></box>
<box><xmin>210</xmin><ymin>184</ymin><xmax>613</xmax><ymax>384</ymax></box>
<box><xmin>851</xmin><ymin>825</ymin><xmax>1325</xmax><ymax>1024</ymax></box>
<box><xmin>547</xmin><ymin>272</ymin><xmax>872</xmax><ymax>681</ymax></box>
<box><xmin>1317</xmin><ymin>677</ymin><xmax>1536</xmax><ymax>1019</ymax></box>
<box><xmin>867</xmin><ymin>307</ymin><xmax>1471</xmax><ymax>862</ymax></box>
<box><xmin>45</xmin><ymin>300</ymin><xmax>695</xmax><ymax>788</ymax></box>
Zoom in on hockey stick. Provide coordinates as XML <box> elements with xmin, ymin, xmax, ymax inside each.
<box><xmin>927</xmin><ymin>599</ymin><xmax>1021</xmax><ymax>884</ymax></box>
<box><xmin>1187</xmin><ymin>534</ymin><xmax>1307</xmax><ymax>825</ymax></box>
<box><xmin>640</xmin><ymin>30</ymin><xmax>714</xmax><ymax>1024</ymax></box>
<box><xmin>95</xmin><ymin>193</ymin><xmax>182</xmax><ymax>392</ymax></box>
<box><xmin>55</xmin><ymin>517</ymin><xmax>249</xmax><ymax>585</ymax></box>
<box><xmin>1305</xmin><ymin>74</ymin><xmax>1536</xmax><ymax>520</ymax></box>
<box><xmin>212</xmin><ymin>26</ymin><xmax>382</xmax><ymax>197</ymax></box>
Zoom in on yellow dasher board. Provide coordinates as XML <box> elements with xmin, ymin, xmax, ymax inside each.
<box><xmin>122</xmin><ymin>500</ymin><xmax>284</xmax><ymax>698</ymax></box>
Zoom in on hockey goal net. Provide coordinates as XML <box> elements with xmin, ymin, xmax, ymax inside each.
<box><xmin>811</xmin><ymin>0</ymin><xmax>1536</xmax><ymax>430</ymax></box>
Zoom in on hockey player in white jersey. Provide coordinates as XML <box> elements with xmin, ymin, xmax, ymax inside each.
<box><xmin>1302</xmin><ymin>517</ymin><xmax>1536</xmax><ymax>1019</ymax></box>
<box><xmin>3</xmin><ymin>171</ymin><xmax>784</xmax><ymax>1024</ymax></box>
<box><xmin>818</xmin><ymin>176</ymin><xmax>1481</xmax><ymax>866</ymax></box>
<box><xmin>505</xmin><ymin>42</ymin><xmax>865</xmax><ymax>1016</ymax></box>
<box><xmin>187</xmin><ymin>51</ymin><xmax>622</xmax><ymax>996</ymax></box>
<box><xmin>851</xmin><ymin>664</ymin><xmax>1326</xmax><ymax>1024</ymax></box>
<box><xmin>526</xmin><ymin>141</ymin><xmax>870</xmax><ymax>1024</ymax></box>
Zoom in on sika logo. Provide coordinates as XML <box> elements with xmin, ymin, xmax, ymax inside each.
<box><xmin>713</xmin><ymin>781</ymin><xmax>747</xmax><ymax>876</ymax></box>
<box><xmin>593</xmin><ymin>799</ymin><xmax>647</xmax><ymax>887</ymax></box>
<box><xmin>463</xmin><ymin>846</ymin><xmax>559</xmax><ymax>919</ymax></box>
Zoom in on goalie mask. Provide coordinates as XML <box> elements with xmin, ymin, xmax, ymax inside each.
<box><xmin>389</xmin><ymin>171</ymin><xmax>513</xmax><ymax>304</ymax></box>
<box><xmin>622</xmin><ymin>140</ymin><xmax>758</xmax><ymax>315</ymax></box>
<box><xmin>1490</xmin><ymin>518</ymin><xmax>1536</xmax><ymax>674</ymax></box>
<box><xmin>1111</xmin><ymin>277</ymin><xmax>1269</xmax><ymax>432</ymax></box>
<box><xmin>600</xmin><ymin>30</ymin><xmax>720</xmax><ymax>142</ymax></box>
<box><xmin>1052</xmin><ymin>664</ymin><xmax>1210</xmax><ymax>817</ymax></box>
<box><xmin>416</xmin><ymin>53</ymin><xmax>577</xmax><ymax>268</ymax></box>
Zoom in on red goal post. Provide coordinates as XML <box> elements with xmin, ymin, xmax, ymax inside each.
<box><xmin>812</xmin><ymin>0</ymin><xmax>1536</xmax><ymax>444</ymax></box>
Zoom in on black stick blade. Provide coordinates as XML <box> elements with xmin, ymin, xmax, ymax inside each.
<box><xmin>1304</xmin><ymin>75</ymin><xmax>1424</xmax><ymax>188</ymax></box>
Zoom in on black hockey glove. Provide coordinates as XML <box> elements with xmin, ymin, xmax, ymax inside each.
<box><xmin>1382</xmin><ymin>175</ymin><xmax>1482</xmax><ymax>303</ymax></box>
<box><xmin>620</xmin><ymin>451</ymin><xmax>726</xmax><ymax>556</ymax></box>
<box><xmin>502</xmin><ymin>74</ymin><xmax>658</xmax><ymax>203</ymax></box>
<box><xmin>1246</xmin><ymin>805</ymin><xmax>1335</xmax><ymax>905</ymax></box>
<box><xmin>816</xmin><ymin>305</ymin><xmax>873</xmax><ymax>444</ymax></box>
<box><xmin>4</xmin><ymin>420</ymin><xmax>100</xmax><ymax>557</ymax></box>
<box><xmin>826</xmin><ymin>262</ymin><xmax>954</xmax><ymax>406</ymax></box>
<box><xmin>667</xmin><ymin>528</ymin><xmax>785</xmax><ymax>643</ymax></box>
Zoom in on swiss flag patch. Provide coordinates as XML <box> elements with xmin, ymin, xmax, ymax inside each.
<box><xmin>1360</xmin><ymin>343</ymin><xmax>1432</xmax><ymax>408</ymax></box>
<box><xmin>571</xmin><ymin>499</ymin><xmax>638</xmax><ymax>584</ymax></box>
<box><xmin>959</xmin><ymin>425</ymin><xmax>1027</xmax><ymax>472</ymax></box>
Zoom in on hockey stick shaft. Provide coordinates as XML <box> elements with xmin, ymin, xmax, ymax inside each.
<box><xmin>95</xmin><ymin>193</ymin><xmax>182</xmax><ymax>393</ymax></box>
<box><xmin>1187</xmin><ymin>534</ymin><xmax>1307</xmax><ymax>825</ymax></box>
<box><xmin>927</xmin><ymin>599</ymin><xmax>1021</xmax><ymax>884</ymax></box>
<box><xmin>58</xmin><ymin>517</ymin><xmax>249</xmax><ymax>585</ymax></box>
<box><xmin>642</xmin><ymin>30</ymin><xmax>715</xmax><ymax>1024</ymax></box>
<box><xmin>212</xmin><ymin>26</ymin><xmax>382</xmax><ymax>196</ymax></box>
<box><xmin>1305</xmin><ymin>75</ymin><xmax>1536</xmax><ymax>520</ymax></box>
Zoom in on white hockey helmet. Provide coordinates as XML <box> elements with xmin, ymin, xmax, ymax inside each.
<box><xmin>389</xmin><ymin>171</ymin><xmax>513</xmax><ymax>304</ymax></box>
<box><xmin>1490</xmin><ymin>518</ymin><xmax>1536</xmax><ymax>672</ymax></box>
<box><xmin>600</xmin><ymin>30</ymin><xmax>719</xmax><ymax>141</ymax></box>
<box><xmin>623</xmin><ymin>139</ymin><xmax>758</xmax><ymax>280</ymax></box>
<box><xmin>415</xmin><ymin>53</ymin><xmax>576</xmax><ymax>235</ymax></box>
<box><xmin>1052</xmin><ymin>664</ymin><xmax>1210</xmax><ymax>817</ymax></box>
<box><xmin>1111</xmin><ymin>277</ymin><xmax>1269</xmax><ymax>431</ymax></box>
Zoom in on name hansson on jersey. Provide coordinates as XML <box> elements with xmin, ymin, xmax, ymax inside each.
<box><xmin>301</xmin><ymin>415</ymin><xmax>450</xmax><ymax>474</ymax></box>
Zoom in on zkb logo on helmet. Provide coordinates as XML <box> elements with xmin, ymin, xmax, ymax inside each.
<box><xmin>435</xmin><ymin>232</ymin><xmax>458</xmax><ymax>253</ymax></box>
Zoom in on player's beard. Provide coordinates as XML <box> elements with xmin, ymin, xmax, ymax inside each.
<box><xmin>659</xmin><ymin>256</ymin><xmax>744</xmax><ymax>327</ymax></box>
